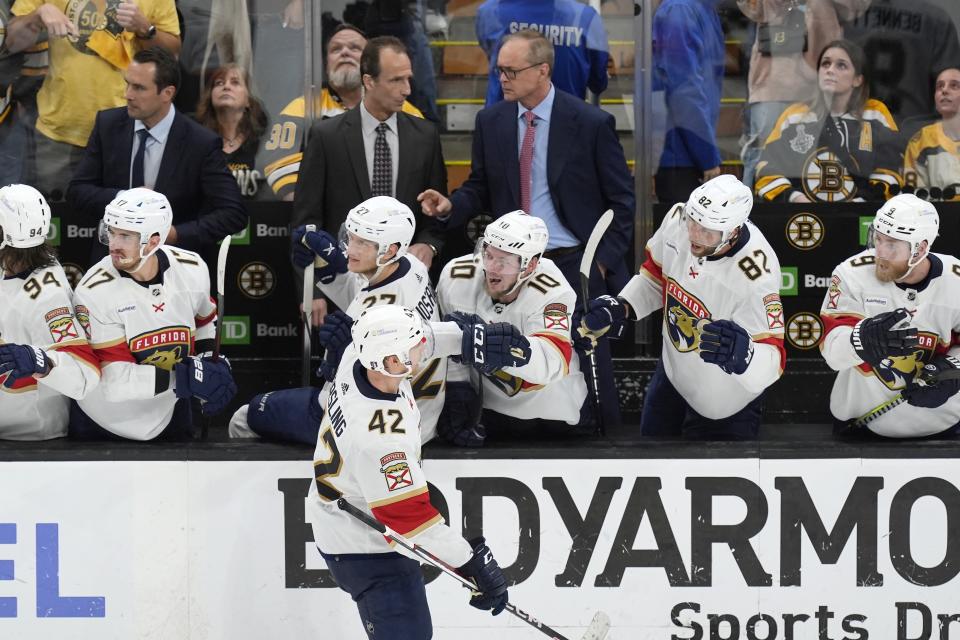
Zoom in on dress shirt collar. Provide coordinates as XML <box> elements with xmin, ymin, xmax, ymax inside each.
<box><xmin>359</xmin><ymin>101</ymin><xmax>398</xmax><ymax>136</ymax></box>
<box><xmin>134</xmin><ymin>105</ymin><xmax>176</xmax><ymax>143</ymax></box>
<box><xmin>517</xmin><ymin>83</ymin><xmax>556</xmax><ymax>125</ymax></box>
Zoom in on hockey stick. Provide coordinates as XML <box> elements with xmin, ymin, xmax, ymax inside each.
<box><xmin>336</xmin><ymin>498</ymin><xmax>610</xmax><ymax>640</ymax></box>
<box><xmin>202</xmin><ymin>234</ymin><xmax>232</xmax><ymax>440</ymax></box>
<box><xmin>578</xmin><ymin>209</ymin><xmax>614</xmax><ymax>437</ymax></box>
<box><xmin>301</xmin><ymin>224</ymin><xmax>317</xmax><ymax>386</ymax></box>
<box><xmin>852</xmin><ymin>363</ymin><xmax>960</xmax><ymax>429</ymax></box>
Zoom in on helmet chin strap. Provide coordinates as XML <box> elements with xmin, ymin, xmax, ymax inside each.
<box><xmin>125</xmin><ymin>242</ymin><xmax>161</xmax><ymax>275</ymax></box>
<box><xmin>895</xmin><ymin>248</ymin><xmax>927</xmax><ymax>283</ymax></box>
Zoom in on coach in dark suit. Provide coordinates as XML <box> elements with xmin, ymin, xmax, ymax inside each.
<box><xmin>291</xmin><ymin>35</ymin><xmax>446</xmax><ymax>325</ymax></box>
<box><xmin>419</xmin><ymin>29</ymin><xmax>635</xmax><ymax>428</ymax></box>
<box><xmin>67</xmin><ymin>47</ymin><xmax>246</xmax><ymax>256</ymax></box>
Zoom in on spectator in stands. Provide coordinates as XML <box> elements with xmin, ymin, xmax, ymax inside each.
<box><xmin>737</xmin><ymin>0</ymin><xmax>870</xmax><ymax>189</ymax></box>
<box><xmin>417</xmin><ymin>30</ymin><xmax>635</xmax><ymax>428</ymax></box>
<box><xmin>66</xmin><ymin>47</ymin><xmax>246</xmax><ymax>262</ymax></box>
<box><xmin>903</xmin><ymin>68</ymin><xmax>960</xmax><ymax>201</ymax></box>
<box><xmin>755</xmin><ymin>39</ymin><xmax>902</xmax><ymax>203</ymax></box>
<box><xmin>6</xmin><ymin>0</ymin><xmax>181</xmax><ymax>202</ymax></box>
<box><xmin>196</xmin><ymin>64</ymin><xmax>268</xmax><ymax>199</ymax></box>
<box><xmin>475</xmin><ymin>0</ymin><xmax>610</xmax><ymax>106</ymax></box>
<box><xmin>262</xmin><ymin>24</ymin><xmax>424</xmax><ymax>201</ymax></box>
<box><xmin>292</xmin><ymin>36</ymin><xmax>446</xmax><ymax>326</ymax></box>
<box><xmin>0</xmin><ymin>184</ymin><xmax>99</xmax><ymax>440</ymax></box>
<box><xmin>653</xmin><ymin>0</ymin><xmax>725</xmax><ymax>204</ymax></box>
<box><xmin>845</xmin><ymin>0</ymin><xmax>960</xmax><ymax>132</ymax></box>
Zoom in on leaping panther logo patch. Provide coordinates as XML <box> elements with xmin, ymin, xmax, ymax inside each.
<box><xmin>128</xmin><ymin>326</ymin><xmax>192</xmax><ymax>371</ymax></box>
<box><xmin>664</xmin><ymin>279</ymin><xmax>710</xmax><ymax>353</ymax></box>
<box><xmin>870</xmin><ymin>332</ymin><xmax>938</xmax><ymax>390</ymax></box>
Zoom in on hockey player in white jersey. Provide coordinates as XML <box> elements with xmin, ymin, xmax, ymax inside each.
<box><xmin>307</xmin><ymin>305</ymin><xmax>508</xmax><ymax>640</ymax></box>
<box><xmin>820</xmin><ymin>194</ymin><xmax>960</xmax><ymax>437</ymax></box>
<box><xmin>0</xmin><ymin>184</ymin><xmax>100</xmax><ymax>440</ymax></box>
<box><xmin>230</xmin><ymin>196</ymin><xmax>455</xmax><ymax>444</ymax></box>
<box><xmin>436</xmin><ymin>211</ymin><xmax>588</xmax><ymax>444</ymax></box>
<box><xmin>72</xmin><ymin>188</ymin><xmax>237</xmax><ymax>440</ymax></box>
<box><xmin>581</xmin><ymin>174</ymin><xmax>786</xmax><ymax>438</ymax></box>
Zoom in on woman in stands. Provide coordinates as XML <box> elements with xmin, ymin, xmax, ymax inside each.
<box><xmin>754</xmin><ymin>39</ymin><xmax>903</xmax><ymax>203</ymax></box>
<box><xmin>196</xmin><ymin>64</ymin><xmax>268</xmax><ymax>199</ymax></box>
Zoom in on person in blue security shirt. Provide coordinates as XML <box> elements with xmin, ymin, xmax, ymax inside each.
<box><xmin>653</xmin><ymin>0</ymin><xmax>725</xmax><ymax>204</ymax></box>
<box><xmin>476</xmin><ymin>0</ymin><xmax>609</xmax><ymax>106</ymax></box>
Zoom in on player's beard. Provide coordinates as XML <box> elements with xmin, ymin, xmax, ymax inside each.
<box><xmin>329</xmin><ymin>64</ymin><xmax>361</xmax><ymax>92</ymax></box>
<box><xmin>875</xmin><ymin>258</ymin><xmax>909</xmax><ymax>283</ymax></box>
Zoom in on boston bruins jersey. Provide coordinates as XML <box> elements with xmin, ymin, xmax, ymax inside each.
<box><xmin>0</xmin><ymin>264</ymin><xmax>99</xmax><ymax>440</ymax></box>
<box><xmin>261</xmin><ymin>90</ymin><xmax>423</xmax><ymax>199</ymax></box>
<box><xmin>619</xmin><ymin>206</ymin><xmax>786</xmax><ymax>419</ymax></box>
<box><xmin>820</xmin><ymin>250</ymin><xmax>960</xmax><ymax>436</ymax></box>
<box><xmin>317</xmin><ymin>255</ymin><xmax>446</xmax><ymax>443</ymax></box>
<box><xmin>903</xmin><ymin>122</ymin><xmax>960</xmax><ymax>199</ymax></box>
<box><xmin>437</xmin><ymin>255</ymin><xmax>587</xmax><ymax>424</ymax></box>
<box><xmin>74</xmin><ymin>247</ymin><xmax>217</xmax><ymax>440</ymax></box>
<box><xmin>306</xmin><ymin>355</ymin><xmax>472</xmax><ymax>567</ymax></box>
<box><xmin>755</xmin><ymin>100</ymin><xmax>902</xmax><ymax>203</ymax></box>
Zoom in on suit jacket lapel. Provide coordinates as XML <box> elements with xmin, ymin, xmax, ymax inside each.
<box><xmin>496</xmin><ymin>103</ymin><xmax>521</xmax><ymax>208</ymax></box>
<box><xmin>343</xmin><ymin>109</ymin><xmax>372</xmax><ymax>200</ymax></box>
<box><xmin>154</xmin><ymin>112</ymin><xmax>184</xmax><ymax>193</ymax></box>
<box><xmin>395</xmin><ymin>113</ymin><xmax>415</xmax><ymax>203</ymax></box>
<box><xmin>547</xmin><ymin>92</ymin><xmax>579</xmax><ymax>194</ymax></box>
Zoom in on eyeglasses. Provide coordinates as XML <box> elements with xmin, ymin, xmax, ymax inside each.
<box><xmin>496</xmin><ymin>63</ymin><xmax>543</xmax><ymax>80</ymax></box>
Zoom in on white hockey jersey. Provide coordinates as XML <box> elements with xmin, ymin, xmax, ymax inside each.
<box><xmin>619</xmin><ymin>205</ymin><xmax>786</xmax><ymax>419</ymax></box>
<box><xmin>317</xmin><ymin>255</ymin><xmax>447</xmax><ymax>442</ymax></box>
<box><xmin>437</xmin><ymin>255</ymin><xmax>587</xmax><ymax>424</ymax></box>
<box><xmin>820</xmin><ymin>250</ymin><xmax>960</xmax><ymax>437</ymax></box>
<box><xmin>306</xmin><ymin>354</ymin><xmax>472</xmax><ymax>566</ymax></box>
<box><xmin>74</xmin><ymin>247</ymin><xmax>217</xmax><ymax>440</ymax></box>
<box><xmin>0</xmin><ymin>264</ymin><xmax>100</xmax><ymax>440</ymax></box>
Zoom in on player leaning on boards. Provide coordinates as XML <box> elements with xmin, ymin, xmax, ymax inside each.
<box><xmin>307</xmin><ymin>304</ymin><xmax>508</xmax><ymax>640</ymax></box>
<box><xmin>580</xmin><ymin>175</ymin><xmax>786</xmax><ymax>439</ymax></box>
<box><xmin>436</xmin><ymin>210</ymin><xmax>587</xmax><ymax>445</ymax></box>
<box><xmin>229</xmin><ymin>196</ymin><xmax>463</xmax><ymax>444</ymax></box>
<box><xmin>71</xmin><ymin>188</ymin><xmax>237</xmax><ymax>440</ymax></box>
<box><xmin>820</xmin><ymin>194</ymin><xmax>960</xmax><ymax>437</ymax></box>
<box><xmin>0</xmin><ymin>185</ymin><xmax>100</xmax><ymax>439</ymax></box>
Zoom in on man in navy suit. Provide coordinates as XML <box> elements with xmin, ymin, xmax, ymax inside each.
<box><xmin>418</xmin><ymin>29</ymin><xmax>634</xmax><ymax>428</ymax></box>
<box><xmin>67</xmin><ymin>47</ymin><xmax>246</xmax><ymax>258</ymax></box>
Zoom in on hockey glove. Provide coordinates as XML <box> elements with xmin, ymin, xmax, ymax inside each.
<box><xmin>317</xmin><ymin>311</ymin><xmax>353</xmax><ymax>381</ymax></box>
<box><xmin>291</xmin><ymin>226</ymin><xmax>347</xmax><ymax>282</ymax></box>
<box><xmin>174</xmin><ymin>356</ymin><xmax>238</xmax><ymax>416</ymax></box>
<box><xmin>0</xmin><ymin>344</ymin><xmax>52</xmax><ymax>387</ymax></box>
<box><xmin>579</xmin><ymin>295</ymin><xmax>627</xmax><ymax>343</ymax></box>
<box><xmin>902</xmin><ymin>355</ymin><xmax>960</xmax><ymax>409</ymax></box>
<box><xmin>461</xmin><ymin>322</ymin><xmax>531</xmax><ymax>375</ymax></box>
<box><xmin>850</xmin><ymin>308</ymin><xmax>918</xmax><ymax>368</ymax></box>
<box><xmin>457</xmin><ymin>537</ymin><xmax>508</xmax><ymax>615</ymax></box>
<box><xmin>436</xmin><ymin>381</ymin><xmax>485</xmax><ymax>447</ymax></box>
<box><xmin>699</xmin><ymin>319</ymin><xmax>754</xmax><ymax>375</ymax></box>
<box><xmin>443</xmin><ymin>311</ymin><xmax>487</xmax><ymax>364</ymax></box>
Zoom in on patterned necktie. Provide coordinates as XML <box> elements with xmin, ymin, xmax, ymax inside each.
<box><xmin>371</xmin><ymin>122</ymin><xmax>392</xmax><ymax>197</ymax></box>
<box><xmin>131</xmin><ymin>128</ymin><xmax>150</xmax><ymax>188</ymax></box>
<box><xmin>519</xmin><ymin>110</ymin><xmax>537</xmax><ymax>214</ymax></box>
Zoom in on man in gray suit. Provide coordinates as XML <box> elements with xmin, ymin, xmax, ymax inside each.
<box><xmin>292</xmin><ymin>35</ymin><xmax>447</xmax><ymax>325</ymax></box>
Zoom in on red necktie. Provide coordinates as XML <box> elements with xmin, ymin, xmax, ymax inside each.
<box><xmin>519</xmin><ymin>110</ymin><xmax>536</xmax><ymax>214</ymax></box>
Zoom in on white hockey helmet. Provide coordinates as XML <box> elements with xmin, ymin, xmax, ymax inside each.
<box><xmin>100</xmin><ymin>188</ymin><xmax>173</xmax><ymax>247</ymax></box>
<box><xmin>478</xmin><ymin>210</ymin><xmax>549</xmax><ymax>275</ymax></box>
<box><xmin>0</xmin><ymin>184</ymin><xmax>52</xmax><ymax>249</ymax></box>
<box><xmin>352</xmin><ymin>304</ymin><xmax>432</xmax><ymax>378</ymax></box>
<box><xmin>870</xmin><ymin>193</ymin><xmax>939</xmax><ymax>256</ymax></box>
<box><xmin>341</xmin><ymin>196</ymin><xmax>416</xmax><ymax>266</ymax></box>
<box><xmin>683</xmin><ymin>174</ymin><xmax>753</xmax><ymax>253</ymax></box>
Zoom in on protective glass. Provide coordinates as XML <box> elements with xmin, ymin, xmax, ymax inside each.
<box><xmin>98</xmin><ymin>221</ymin><xmax>141</xmax><ymax>248</ymax></box>
<box><xmin>867</xmin><ymin>228</ymin><xmax>912</xmax><ymax>261</ymax></box>
<box><xmin>338</xmin><ymin>225</ymin><xmax>380</xmax><ymax>260</ymax></box>
<box><xmin>474</xmin><ymin>240</ymin><xmax>523</xmax><ymax>275</ymax></box>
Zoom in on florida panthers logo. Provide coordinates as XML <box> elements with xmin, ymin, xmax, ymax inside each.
<box><xmin>485</xmin><ymin>370</ymin><xmax>542</xmax><ymax>397</ymax></box>
<box><xmin>128</xmin><ymin>327</ymin><xmax>192</xmax><ymax>371</ymax></box>
<box><xmin>870</xmin><ymin>332</ymin><xmax>938</xmax><ymax>390</ymax></box>
<box><xmin>664</xmin><ymin>279</ymin><xmax>710</xmax><ymax>353</ymax></box>
<box><xmin>802</xmin><ymin>148</ymin><xmax>858</xmax><ymax>202</ymax></box>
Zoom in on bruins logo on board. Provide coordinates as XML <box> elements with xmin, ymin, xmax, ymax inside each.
<box><xmin>128</xmin><ymin>326</ymin><xmax>191</xmax><ymax>371</ymax></box>
<box><xmin>664</xmin><ymin>279</ymin><xmax>710</xmax><ymax>353</ymax></box>
<box><xmin>802</xmin><ymin>148</ymin><xmax>858</xmax><ymax>202</ymax></box>
<box><xmin>64</xmin><ymin>0</ymin><xmax>124</xmax><ymax>54</ymax></box>
<box><xmin>785</xmin><ymin>213</ymin><xmax>824</xmax><ymax>250</ymax></box>
<box><xmin>466</xmin><ymin>214</ymin><xmax>493</xmax><ymax>245</ymax></box>
<box><xmin>238</xmin><ymin>262</ymin><xmax>275</xmax><ymax>299</ymax></box>
<box><xmin>786</xmin><ymin>312</ymin><xmax>823</xmax><ymax>349</ymax></box>
<box><xmin>62</xmin><ymin>263</ymin><xmax>84</xmax><ymax>290</ymax></box>
<box><xmin>870</xmin><ymin>332</ymin><xmax>938</xmax><ymax>390</ymax></box>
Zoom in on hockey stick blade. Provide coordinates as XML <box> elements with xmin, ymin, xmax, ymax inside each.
<box><xmin>301</xmin><ymin>224</ymin><xmax>317</xmax><ymax>386</ymax></box>
<box><xmin>578</xmin><ymin>209</ymin><xmax>614</xmax><ymax>305</ymax></box>
<box><xmin>213</xmin><ymin>234</ymin><xmax>232</xmax><ymax>360</ymax></box>
<box><xmin>336</xmin><ymin>498</ymin><xmax>609</xmax><ymax>640</ymax></box>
